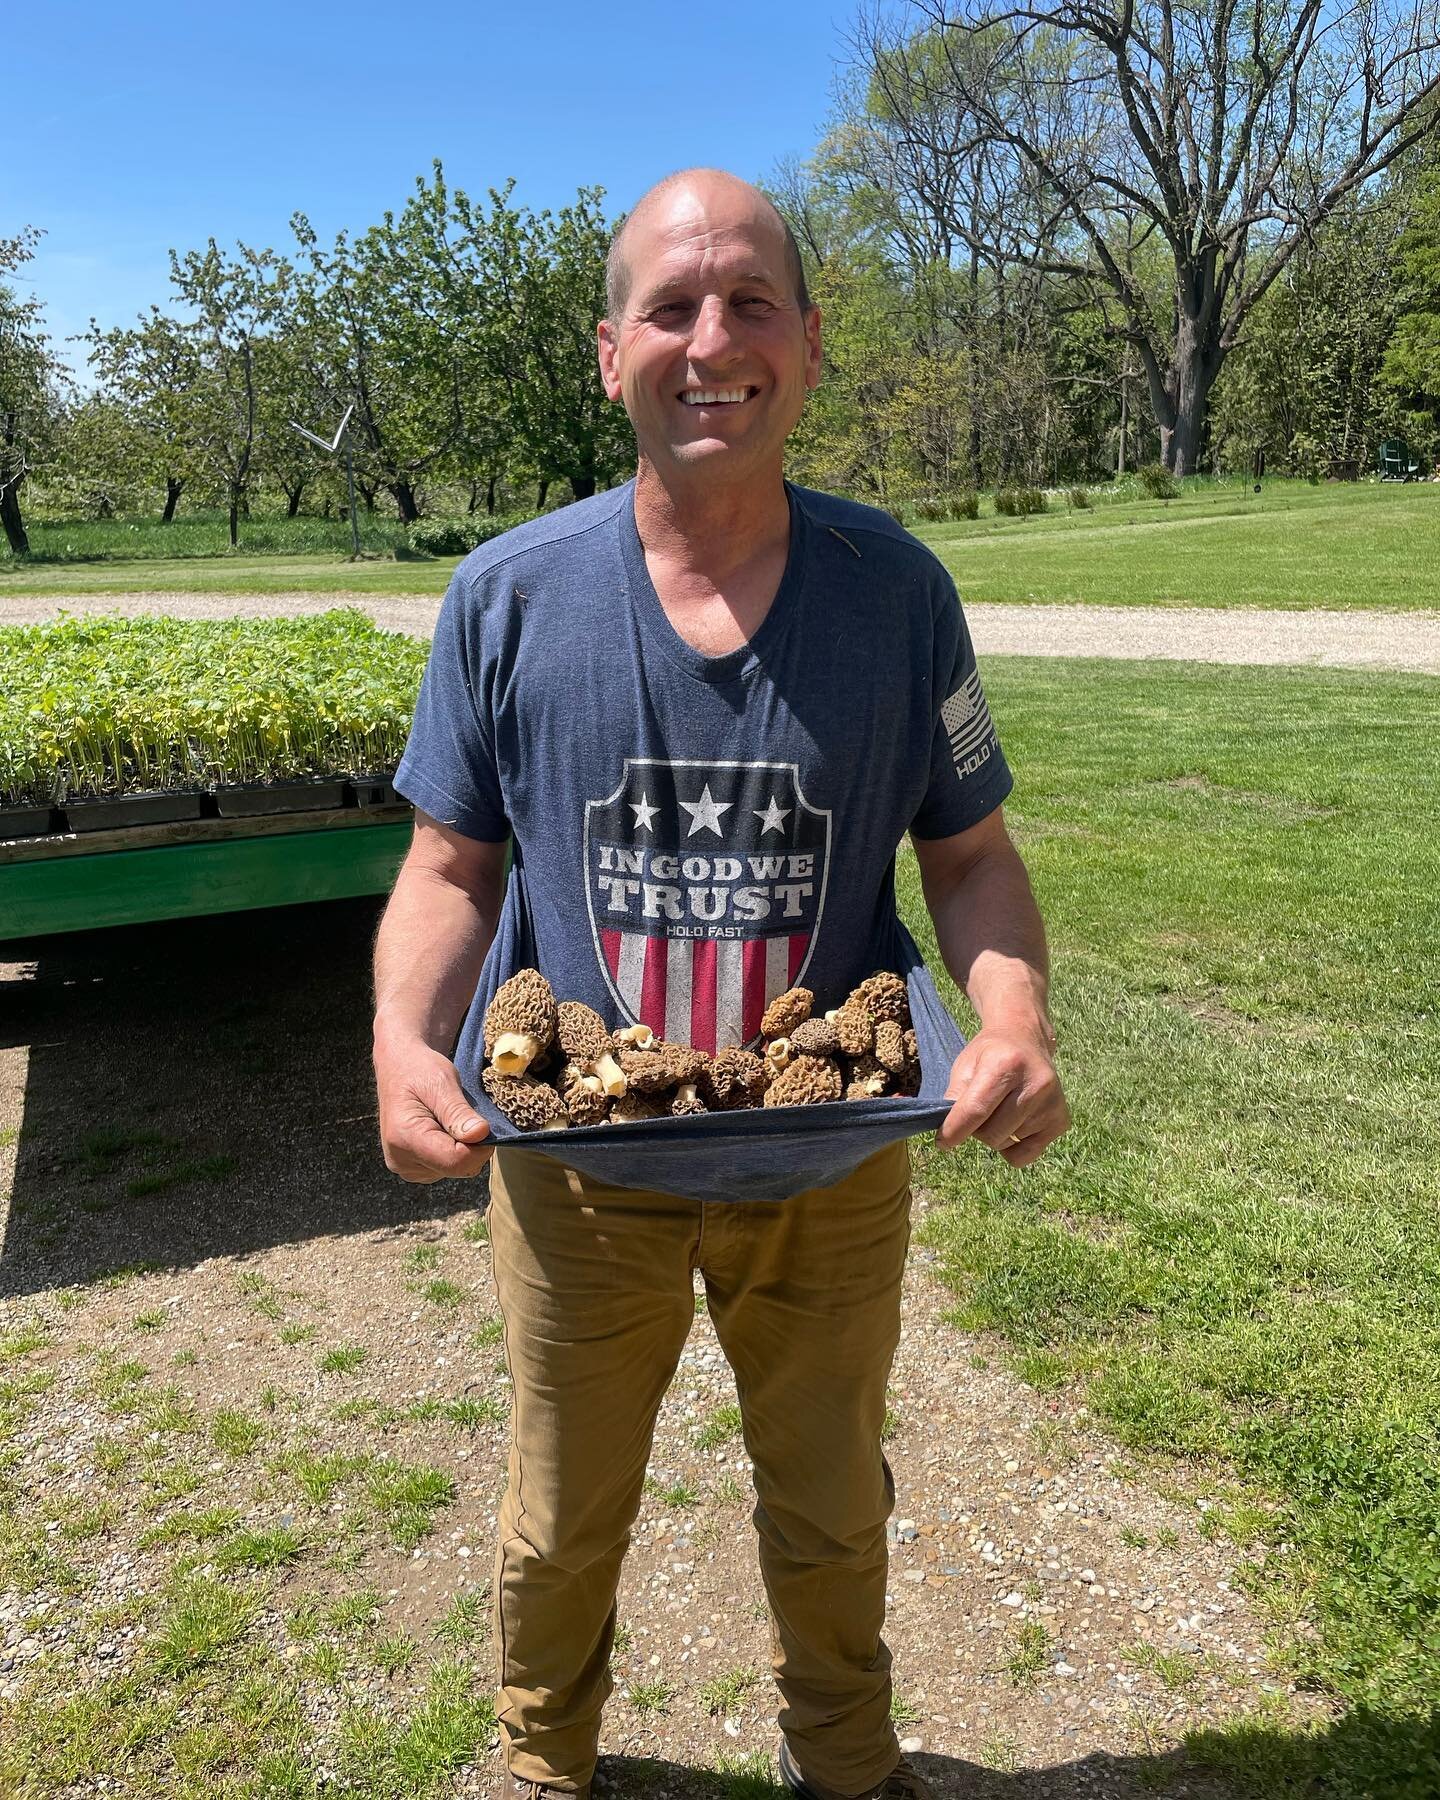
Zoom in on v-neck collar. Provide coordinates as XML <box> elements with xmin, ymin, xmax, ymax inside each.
<box><xmin>617</xmin><ymin>480</ymin><xmax>807</xmax><ymax>687</ymax></box>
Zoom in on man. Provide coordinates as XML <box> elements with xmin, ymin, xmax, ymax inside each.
<box><xmin>374</xmin><ymin>168</ymin><xmax>1069</xmax><ymax>1800</ymax></box>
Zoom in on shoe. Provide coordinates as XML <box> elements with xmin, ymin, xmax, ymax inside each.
<box><xmin>778</xmin><ymin>1738</ymin><xmax>933</xmax><ymax>1800</ymax></box>
<box><xmin>505</xmin><ymin>1778</ymin><xmax>590</xmax><ymax>1799</ymax></box>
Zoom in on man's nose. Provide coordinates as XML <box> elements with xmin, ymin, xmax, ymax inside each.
<box><xmin>687</xmin><ymin>295</ymin><xmax>742</xmax><ymax>365</ymax></box>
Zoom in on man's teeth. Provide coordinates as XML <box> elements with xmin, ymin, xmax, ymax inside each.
<box><xmin>681</xmin><ymin>388</ymin><xmax>751</xmax><ymax>405</ymax></box>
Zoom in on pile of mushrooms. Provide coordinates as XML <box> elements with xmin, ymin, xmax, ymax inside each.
<box><xmin>480</xmin><ymin>969</ymin><xmax>920</xmax><ymax>1133</ymax></box>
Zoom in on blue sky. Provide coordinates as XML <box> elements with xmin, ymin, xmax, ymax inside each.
<box><xmin>8</xmin><ymin>0</ymin><xmax>856</xmax><ymax>371</ymax></box>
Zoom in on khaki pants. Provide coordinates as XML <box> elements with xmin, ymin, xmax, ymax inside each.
<box><xmin>487</xmin><ymin>1138</ymin><xmax>913</xmax><ymax>1796</ymax></box>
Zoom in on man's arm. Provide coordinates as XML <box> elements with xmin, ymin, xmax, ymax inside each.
<box><xmin>911</xmin><ymin>806</ymin><xmax>1070</xmax><ymax>1166</ymax></box>
<box><xmin>373</xmin><ymin>811</ymin><xmax>509</xmax><ymax>1183</ymax></box>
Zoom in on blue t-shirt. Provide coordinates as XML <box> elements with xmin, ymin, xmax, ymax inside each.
<box><xmin>395</xmin><ymin>479</ymin><xmax>1012</xmax><ymax>1057</ymax></box>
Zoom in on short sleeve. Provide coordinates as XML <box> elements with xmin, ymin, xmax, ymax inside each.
<box><xmin>393</xmin><ymin>570</ymin><xmax>510</xmax><ymax>842</ymax></box>
<box><xmin>908</xmin><ymin>572</ymin><xmax>1013</xmax><ymax>839</ymax></box>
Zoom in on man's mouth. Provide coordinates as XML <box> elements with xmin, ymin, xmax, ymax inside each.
<box><xmin>679</xmin><ymin>387</ymin><xmax>757</xmax><ymax>407</ymax></box>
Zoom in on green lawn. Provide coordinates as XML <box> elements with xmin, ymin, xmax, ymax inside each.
<box><xmin>900</xmin><ymin>658</ymin><xmax>1440</xmax><ymax>1796</ymax></box>
<box><xmin>2</xmin><ymin>479</ymin><xmax>1437</xmax><ymax>608</ymax></box>
<box><xmin>925</xmin><ymin>479</ymin><xmax>1440</xmax><ymax>609</ymax></box>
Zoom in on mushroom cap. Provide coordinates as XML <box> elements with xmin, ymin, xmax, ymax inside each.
<box><xmin>850</xmin><ymin>971</ymin><xmax>910</xmax><ymax>1028</ymax></box>
<box><xmin>482</xmin><ymin>1066</ymin><xmax>568</xmax><ymax>1131</ymax></box>
<box><xmin>671</xmin><ymin>1089</ymin><xmax>707</xmax><ymax>1117</ymax></box>
<box><xmin>701</xmin><ymin>1047</ymin><xmax>769</xmax><ymax>1110</ymax></box>
<box><xmin>874</xmin><ymin>1019</ymin><xmax>908</xmax><ymax>1073</ymax></box>
<box><xmin>761</xmin><ymin>985</ymin><xmax>814</xmax><ymax>1038</ymax></box>
<box><xmin>617</xmin><ymin>1048</ymin><xmax>675</xmax><ymax>1094</ymax></box>
<box><xmin>483</xmin><ymin>968</ymin><xmax>558</xmax><ymax>1057</ymax></box>
<box><xmin>832</xmin><ymin>1001</ymin><xmax>875</xmax><ymax>1058</ymax></box>
<box><xmin>790</xmin><ymin>1016</ymin><xmax>840</xmax><ymax>1058</ymax></box>
<box><xmin>610</xmin><ymin>1091</ymin><xmax>665</xmax><ymax>1123</ymax></box>
<box><xmin>556</xmin><ymin>1000</ymin><xmax>613</xmax><ymax>1065</ymax></box>
<box><xmin>845</xmin><ymin>1053</ymin><xmax>891</xmax><ymax>1099</ymax></box>
<box><xmin>657</xmin><ymin>1042</ymin><xmax>708</xmax><ymax>1087</ymax></box>
<box><xmin>762</xmin><ymin>1053</ymin><xmax>844</xmax><ymax>1108</ymax></box>
<box><xmin>561</xmin><ymin>1067</ymin><xmax>610</xmax><ymax>1126</ymax></box>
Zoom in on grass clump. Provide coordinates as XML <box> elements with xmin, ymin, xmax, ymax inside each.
<box><xmin>318</xmin><ymin>1345</ymin><xmax>369</xmax><ymax>1375</ymax></box>
<box><xmin>696</xmin><ymin>1403</ymin><xmax>743</xmax><ymax>1450</ymax></box>
<box><xmin>367</xmin><ymin>1459</ymin><xmax>457</xmax><ymax>1550</ymax></box>
<box><xmin>700</xmin><ymin>1666</ymin><xmax>759</xmax><ymax>1715</ymax></box>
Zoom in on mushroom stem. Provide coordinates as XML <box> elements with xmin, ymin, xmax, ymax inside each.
<box><xmin>615</xmin><ymin>1023</ymin><xmax>655</xmax><ymax>1050</ymax></box>
<box><xmin>675</xmin><ymin>1082</ymin><xmax>699</xmax><ymax>1107</ymax></box>
<box><xmin>493</xmin><ymin>1031</ymin><xmax>543</xmax><ymax>1075</ymax></box>
<box><xmin>765</xmin><ymin>1037</ymin><xmax>794</xmax><ymax>1073</ymax></box>
<box><xmin>592</xmin><ymin>1051</ymin><xmax>628</xmax><ymax>1097</ymax></box>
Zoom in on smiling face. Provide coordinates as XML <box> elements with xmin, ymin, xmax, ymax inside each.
<box><xmin>597</xmin><ymin>174</ymin><xmax>821</xmax><ymax>492</ymax></box>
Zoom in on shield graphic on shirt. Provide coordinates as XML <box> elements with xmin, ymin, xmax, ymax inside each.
<box><xmin>584</xmin><ymin>758</ymin><xmax>831</xmax><ymax>1052</ymax></box>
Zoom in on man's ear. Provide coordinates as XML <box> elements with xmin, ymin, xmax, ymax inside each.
<box><xmin>804</xmin><ymin>305</ymin><xmax>823</xmax><ymax>392</ymax></box>
<box><xmin>597</xmin><ymin>320</ymin><xmax>623</xmax><ymax>402</ymax></box>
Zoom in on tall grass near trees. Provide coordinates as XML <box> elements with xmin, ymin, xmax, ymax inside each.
<box><xmin>900</xmin><ymin>657</ymin><xmax>1440</xmax><ymax>1796</ymax></box>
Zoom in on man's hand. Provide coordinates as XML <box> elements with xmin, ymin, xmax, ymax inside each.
<box><xmin>375</xmin><ymin>1033</ymin><xmax>493</xmax><ymax>1184</ymax></box>
<box><xmin>935</xmin><ymin>1019</ymin><xmax>1069</xmax><ymax>1168</ymax></box>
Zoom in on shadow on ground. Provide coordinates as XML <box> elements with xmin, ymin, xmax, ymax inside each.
<box><xmin>0</xmin><ymin>897</ymin><xmax>475</xmax><ymax>1299</ymax></box>
<box><xmin>600</xmin><ymin>1701</ymin><xmax>1440</xmax><ymax>1800</ymax></box>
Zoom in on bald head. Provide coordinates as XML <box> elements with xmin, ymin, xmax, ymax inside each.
<box><xmin>605</xmin><ymin>168</ymin><xmax>811</xmax><ymax>327</ymax></box>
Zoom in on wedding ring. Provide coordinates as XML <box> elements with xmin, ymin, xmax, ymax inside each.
<box><xmin>1007</xmin><ymin>1132</ymin><xmax>1022</xmax><ymax>1145</ymax></box>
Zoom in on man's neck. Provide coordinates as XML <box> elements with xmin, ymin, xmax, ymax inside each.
<box><xmin>632</xmin><ymin>456</ymin><xmax>790</xmax><ymax>577</ymax></box>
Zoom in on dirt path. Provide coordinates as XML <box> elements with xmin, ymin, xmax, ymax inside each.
<box><xmin>3</xmin><ymin>591</ymin><xmax>1439</xmax><ymax>673</ymax></box>
<box><xmin>0</xmin><ymin>905</ymin><xmax>1324</xmax><ymax>1795</ymax></box>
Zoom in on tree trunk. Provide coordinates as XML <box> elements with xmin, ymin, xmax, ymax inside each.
<box><xmin>356</xmin><ymin>479</ymin><xmax>378</xmax><ymax>513</ymax></box>
<box><xmin>285</xmin><ymin>480</ymin><xmax>306</xmax><ymax>518</ymax></box>
<box><xmin>228</xmin><ymin>491</ymin><xmax>240</xmax><ymax>549</ymax></box>
<box><xmin>1151</xmin><ymin>316</ymin><xmax>1224</xmax><ymax>477</ymax></box>
<box><xmin>390</xmin><ymin>480</ymin><xmax>420</xmax><ymax>524</ymax></box>
<box><xmin>536</xmin><ymin>478</ymin><xmax>550</xmax><ymax>511</ymax></box>
<box><xmin>466</xmin><ymin>481</ymin><xmax>481</xmax><ymax>515</ymax></box>
<box><xmin>162</xmin><ymin>477</ymin><xmax>183</xmax><ymax>523</ymax></box>
<box><xmin>486</xmin><ymin>474</ymin><xmax>497</xmax><ymax>515</ymax></box>
<box><xmin>569</xmin><ymin>472</ymin><xmax>596</xmax><ymax>502</ymax></box>
<box><xmin>0</xmin><ymin>480</ymin><xmax>30</xmax><ymax>555</ymax></box>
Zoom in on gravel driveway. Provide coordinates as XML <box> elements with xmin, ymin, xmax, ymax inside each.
<box><xmin>4</xmin><ymin>592</ymin><xmax>1439</xmax><ymax>673</ymax></box>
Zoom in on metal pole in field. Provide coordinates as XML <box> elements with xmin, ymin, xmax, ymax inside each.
<box><xmin>288</xmin><ymin>404</ymin><xmax>360</xmax><ymax>560</ymax></box>
<box><xmin>344</xmin><ymin>437</ymin><xmax>360</xmax><ymax>559</ymax></box>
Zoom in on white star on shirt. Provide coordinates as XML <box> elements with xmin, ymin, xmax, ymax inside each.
<box><xmin>753</xmin><ymin>796</ymin><xmax>790</xmax><ymax>836</ymax></box>
<box><xmin>630</xmin><ymin>792</ymin><xmax>658</xmax><ymax>832</ymax></box>
<box><xmin>679</xmin><ymin>783</ymin><xmax>732</xmax><ymax>838</ymax></box>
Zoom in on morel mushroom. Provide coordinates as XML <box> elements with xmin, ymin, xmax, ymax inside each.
<box><xmin>560</xmin><ymin>1066</ymin><xmax>610</xmax><ymax>1127</ymax></box>
<box><xmin>761</xmin><ymin>985</ymin><xmax>813</xmax><ymax>1038</ymax></box>
<box><xmin>484</xmin><ymin>970</ymin><xmax>558</xmax><ymax>1076</ymax></box>
<box><xmin>763</xmin><ymin>1053</ymin><xmax>844</xmax><ymax>1107</ymax></box>
<box><xmin>556</xmin><ymin>1000</ymin><xmax>627</xmax><ymax>1096</ymax></box>
<box><xmin>829</xmin><ymin>1000</ymin><xmax>875</xmax><ymax>1058</ymax></box>
<box><xmin>845</xmin><ymin>1053</ymin><xmax>890</xmax><ymax>1100</ymax></box>
<box><xmin>873</xmin><ymin>1020</ymin><xmax>908</xmax><ymax>1074</ymax></box>
<box><xmin>850</xmin><ymin>971</ymin><xmax>910</xmax><ymax>1028</ymax></box>
<box><xmin>609</xmin><ymin>1091</ymin><xmax>665</xmax><ymax>1124</ymax></box>
<box><xmin>481</xmin><ymin>1066</ymin><xmax>568</xmax><ymax>1132</ymax></box>
<box><xmin>790</xmin><ymin>1016</ymin><xmax>840</xmax><ymax>1058</ymax></box>
<box><xmin>701</xmin><ymin>1047</ymin><xmax>769</xmax><ymax>1111</ymax></box>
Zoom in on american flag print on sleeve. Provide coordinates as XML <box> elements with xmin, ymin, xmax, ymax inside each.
<box><xmin>940</xmin><ymin>668</ymin><xmax>1000</xmax><ymax>784</ymax></box>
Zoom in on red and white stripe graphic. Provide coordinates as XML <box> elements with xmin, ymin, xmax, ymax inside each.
<box><xmin>599</xmin><ymin>930</ymin><xmax>810</xmax><ymax>1052</ymax></box>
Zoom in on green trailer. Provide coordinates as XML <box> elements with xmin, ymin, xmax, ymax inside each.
<box><xmin>0</xmin><ymin>801</ymin><xmax>413</xmax><ymax>942</ymax></box>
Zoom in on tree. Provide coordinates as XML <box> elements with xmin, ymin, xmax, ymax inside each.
<box><xmin>85</xmin><ymin>308</ymin><xmax>205</xmax><ymax>521</ymax></box>
<box><xmin>857</xmin><ymin>0</ymin><xmax>1440</xmax><ymax>472</ymax></box>
<box><xmin>168</xmin><ymin>242</ymin><xmax>292</xmax><ymax>546</ymax></box>
<box><xmin>445</xmin><ymin>177</ymin><xmax>634</xmax><ymax>503</ymax></box>
<box><xmin>290</xmin><ymin>196</ymin><xmax>466</xmax><ymax>524</ymax></box>
<box><xmin>0</xmin><ymin>228</ymin><xmax>68</xmax><ymax>555</ymax></box>
<box><xmin>1384</xmin><ymin>149</ymin><xmax>1440</xmax><ymax>458</ymax></box>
